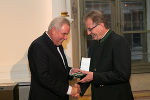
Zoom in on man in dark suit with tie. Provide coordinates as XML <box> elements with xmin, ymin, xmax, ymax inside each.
<box><xmin>78</xmin><ymin>10</ymin><xmax>134</xmax><ymax>100</ymax></box>
<box><xmin>28</xmin><ymin>16</ymin><xmax>80</xmax><ymax>100</ymax></box>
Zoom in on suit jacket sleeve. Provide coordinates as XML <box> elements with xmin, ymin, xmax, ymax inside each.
<box><xmin>28</xmin><ymin>43</ymin><xmax>69</xmax><ymax>97</ymax></box>
<box><xmin>78</xmin><ymin>81</ymin><xmax>90</xmax><ymax>96</ymax></box>
<box><xmin>93</xmin><ymin>36</ymin><xmax>131</xmax><ymax>85</ymax></box>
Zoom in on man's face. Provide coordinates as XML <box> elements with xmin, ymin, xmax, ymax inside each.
<box><xmin>52</xmin><ymin>24</ymin><xmax>70</xmax><ymax>46</ymax></box>
<box><xmin>85</xmin><ymin>18</ymin><xmax>103</xmax><ymax>40</ymax></box>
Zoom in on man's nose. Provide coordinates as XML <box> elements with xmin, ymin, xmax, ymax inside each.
<box><xmin>87</xmin><ymin>30</ymin><xmax>91</xmax><ymax>35</ymax></box>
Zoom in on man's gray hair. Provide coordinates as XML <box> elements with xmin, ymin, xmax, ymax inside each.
<box><xmin>48</xmin><ymin>16</ymin><xmax>70</xmax><ymax>31</ymax></box>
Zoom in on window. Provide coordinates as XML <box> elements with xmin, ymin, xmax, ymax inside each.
<box><xmin>121</xmin><ymin>0</ymin><xmax>146</xmax><ymax>61</ymax></box>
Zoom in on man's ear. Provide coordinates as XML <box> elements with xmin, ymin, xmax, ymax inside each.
<box><xmin>99</xmin><ymin>23</ymin><xmax>105</xmax><ymax>27</ymax></box>
<box><xmin>51</xmin><ymin>27</ymin><xmax>56</xmax><ymax>35</ymax></box>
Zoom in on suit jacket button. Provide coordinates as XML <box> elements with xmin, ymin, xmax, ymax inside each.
<box><xmin>100</xmin><ymin>85</ymin><xmax>104</xmax><ymax>87</ymax></box>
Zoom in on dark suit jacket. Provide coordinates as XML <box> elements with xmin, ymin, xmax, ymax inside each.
<box><xmin>28</xmin><ymin>32</ymin><xmax>72</xmax><ymax>100</ymax></box>
<box><xmin>80</xmin><ymin>30</ymin><xmax>134</xmax><ymax>100</ymax></box>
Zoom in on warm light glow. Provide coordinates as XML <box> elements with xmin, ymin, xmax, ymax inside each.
<box><xmin>61</xmin><ymin>0</ymin><xmax>69</xmax><ymax>17</ymax></box>
<box><xmin>125</xmin><ymin>3</ymin><xmax>128</xmax><ymax>7</ymax></box>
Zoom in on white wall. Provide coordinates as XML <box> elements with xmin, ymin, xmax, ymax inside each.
<box><xmin>0</xmin><ymin>0</ymin><xmax>73</xmax><ymax>83</ymax></box>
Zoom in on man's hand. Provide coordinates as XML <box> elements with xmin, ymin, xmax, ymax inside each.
<box><xmin>79</xmin><ymin>71</ymin><xmax>93</xmax><ymax>83</ymax></box>
<box><xmin>71</xmin><ymin>84</ymin><xmax>80</xmax><ymax>98</ymax></box>
<box><xmin>70</xmin><ymin>68</ymin><xmax>80</xmax><ymax>75</ymax></box>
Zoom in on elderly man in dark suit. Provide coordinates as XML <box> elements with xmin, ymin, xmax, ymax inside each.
<box><xmin>78</xmin><ymin>10</ymin><xmax>134</xmax><ymax>100</ymax></box>
<box><xmin>28</xmin><ymin>16</ymin><xmax>80</xmax><ymax>100</ymax></box>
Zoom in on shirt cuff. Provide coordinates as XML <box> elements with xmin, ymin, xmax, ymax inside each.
<box><xmin>67</xmin><ymin>86</ymin><xmax>72</xmax><ymax>95</ymax></box>
<box><xmin>69</xmin><ymin>68</ymin><xmax>73</xmax><ymax>75</ymax></box>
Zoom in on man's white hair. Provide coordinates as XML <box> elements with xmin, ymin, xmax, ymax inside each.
<box><xmin>48</xmin><ymin>16</ymin><xmax>70</xmax><ymax>31</ymax></box>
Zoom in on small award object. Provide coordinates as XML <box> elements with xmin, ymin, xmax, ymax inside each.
<box><xmin>71</xmin><ymin>72</ymin><xmax>85</xmax><ymax>78</ymax></box>
<box><xmin>71</xmin><ymin>57</ymin><xmax>91</xmax><ymax>78</ymax></box>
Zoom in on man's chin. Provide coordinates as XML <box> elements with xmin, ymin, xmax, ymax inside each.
<box><xmin>55</xmin><ymin>41</ymin><xmax>63</xmax><ymax>46</ymax></box>
<box><xmin>92</xmin><ymin>37</ymin><xmax>97</xmax><ymax>40</ymax></box>
<box><xmin>57</xmin><ymin>42</ymin><xmax>63</xmax><ymax>46</ymax></box>
<box><xmin>54</xmin><ymin>43</ymin><xmax>61</xmax><ymax>46</ymax></box>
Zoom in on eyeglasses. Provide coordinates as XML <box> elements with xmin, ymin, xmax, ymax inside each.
<box><xmin>87</xmin><ymin>24</ymin><xmax>99</xmax><ymax>32</ymax></box>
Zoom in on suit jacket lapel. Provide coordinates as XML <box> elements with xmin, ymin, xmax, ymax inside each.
<box><xmin>89</xmin><ymin>31</ymin><xmax>112</xmax><ymax>71</ymax></box>
<box><xmin>42</xmin><ymin>32</ymin><xmax>67</xmax><ymax>71</ymax></box>
<box><xmin>59</xmin><ymin>46</ymin><xmax>68</xmax><ymax>68</ymax></box>
<box><xmin>94</xmin><ymin>31</ymin><xmax>112</xmax><ymax>69</ymax></box>
<box><xmin>90</xmin><ymin>41</ymin><xmax>104</xmax><ymax>71</ymax></box>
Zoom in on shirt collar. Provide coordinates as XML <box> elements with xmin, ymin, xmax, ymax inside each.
<box><xmin>101</xmin><ymin>29</ymin><xmax>109</xmax><ymax>39</ymax></box>
<box><xmin>46</xmin><ymin>31</ymin><xmax>52</xmax><ymax>40</ymax></box>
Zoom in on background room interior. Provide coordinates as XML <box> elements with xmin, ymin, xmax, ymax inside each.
<box><xmin>0</xmin><ymin>0</ymin><xmax>150</xmax><ymax>100</ymax></box>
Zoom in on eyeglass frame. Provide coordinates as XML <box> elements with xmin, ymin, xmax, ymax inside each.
<box><xmin>87</xmin><ymin>24</ymin><xmax>99</xmax><ymax>32</ymax></box>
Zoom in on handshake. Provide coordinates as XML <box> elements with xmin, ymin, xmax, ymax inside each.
<box><xmin>71</xmin><ymin>83</ymin><xmax>80</xmax><ymax>98</ymax></box>
<box><xmin>69</xmin><ymin>68</ymin><xmax>93</xmax><ymax>98</ymax></box>
<box><xmin>69</xmin><ymin>68</ymin><xmax>82</xmax><ymax>98</ymax></box>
